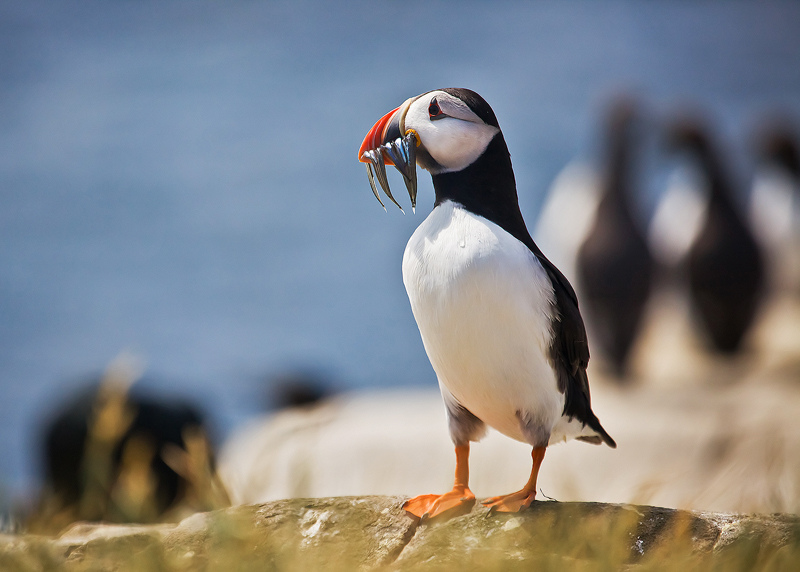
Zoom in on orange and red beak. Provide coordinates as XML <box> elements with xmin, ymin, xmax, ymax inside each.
<box><xmin>358</xmin><ymin>98</ymin><xmax>419</xmax><ymax>212</ymax></box>
<box><xmin>359</xmin><ymin>106</ymin><xmax>400</xmax><ymax>167</ymax></box>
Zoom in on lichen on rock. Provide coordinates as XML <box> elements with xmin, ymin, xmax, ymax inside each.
<box><xmin>1</xmin><ymin>497</ymin><xmax>799</xmax><ymax>571</ymax></box>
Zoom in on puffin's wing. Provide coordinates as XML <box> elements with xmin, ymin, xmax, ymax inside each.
<box><xmin>530</xmin><ymin>247</ymin><xmax>617</xmax><ymax>448</ymax></box>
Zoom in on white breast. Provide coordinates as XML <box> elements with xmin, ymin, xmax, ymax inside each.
<box><xmin>648</xmin><ymin>164</ymin><xmax>709</xmax><ymax>267</ymax></box>
<box><xmin>402</xmin><ymin>201</ymin><xmax>563</xmax><ymax>443</ymax></box>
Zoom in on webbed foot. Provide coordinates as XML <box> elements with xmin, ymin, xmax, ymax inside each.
<box><xmin>403</xmin><ymin>486</ymin><xmax>476</xmax><ymax>520</ymax></box>
<box><xmin>481</xmin><ymin>488</ymin><xmax>536</xmax><ymax>512</ymax></box>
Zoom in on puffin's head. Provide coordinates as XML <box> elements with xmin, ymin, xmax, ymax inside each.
<box><xmin>358</xmin><ymin>88</ymin><xmax>501</xmax><ymax>212</ymax></box>
<box><xmin>755</xmin><ymin>124</ymin><xmax>800</xmax><ymax>179</ymax></box>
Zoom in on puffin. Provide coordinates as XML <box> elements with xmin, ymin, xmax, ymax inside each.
<box><xmin>358</xmin><ymin>88</ymin><xmax>616</xmax><ymax>519</ymax></box>
<box><xmin>665</xmin><ymin>117</ymin><xmax>765</xmax><ymax>353</ymax></box>
<box><xmin>575</xmin><ymin>98</ymin><xmax>655</xmax><ymax>377</ymax></box>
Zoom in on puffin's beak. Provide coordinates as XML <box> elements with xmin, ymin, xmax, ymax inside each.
<box><xmin>358</xmin><ymin>98</ymin><xmax>419</xmax><ymax>213</ymax></box>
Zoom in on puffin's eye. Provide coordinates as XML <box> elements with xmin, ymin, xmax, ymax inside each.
<box><xmin>428</xmin><ymin>98</ymin><xmax>443</xmax><ymax>119</ymax></box>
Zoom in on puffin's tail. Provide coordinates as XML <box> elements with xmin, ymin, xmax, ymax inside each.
<box><xmin>577</xmin><ymin>412</ymin><xmax>616</xmax><ymax>448</ymax></box>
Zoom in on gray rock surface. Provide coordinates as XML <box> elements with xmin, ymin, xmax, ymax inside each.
<box><xmin>2</xmin><ymin>497</ymin><xmax>798</xmax><ymax>571</ymax></box>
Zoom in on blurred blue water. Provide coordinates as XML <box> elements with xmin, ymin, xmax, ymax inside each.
<box><xmin>2</xmin><ymin>0</ymin><xmax>800</xmax><ymax>497</ymax></box>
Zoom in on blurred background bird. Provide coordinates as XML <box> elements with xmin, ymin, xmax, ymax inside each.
<box><xmin>28</xmin><ymin>357</ymin><xmax>229</xmax><ymax>533</ymax></box>
<box><xmin>575</xmin><ymin>97</ymin><xmax>655</xmax><ymax>378</ymax></box>
<box><xmin>662</xmin><ymin>115</ymin><xmax>765</xmax><ymax>354</ymax></box>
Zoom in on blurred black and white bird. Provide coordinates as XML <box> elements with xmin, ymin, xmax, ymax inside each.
<box><xmin>575</xmin><ymin>98</ymin><xmax>655</xmax><ymax>377</ymax></box>
<box><xmin>653</xmin><ymin>116</ymin><xmax>765</xmax><ymax>353</ymax></box>
<box><xmin>358</xmin><ymin>88</ymin><xmax>615</xmax><ymax>519</ymax></box>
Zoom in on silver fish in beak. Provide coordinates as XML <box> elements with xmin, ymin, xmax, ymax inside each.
<box><xmin>358</xmin><ymin>99</ymin><xmax>420</xmax><ymax>213</ymax></box>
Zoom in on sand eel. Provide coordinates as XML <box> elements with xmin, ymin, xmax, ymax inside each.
<box><xmin>358</xmin><ymin>88</ymin><xmax>615</xmax><ymax>519</ymax></box>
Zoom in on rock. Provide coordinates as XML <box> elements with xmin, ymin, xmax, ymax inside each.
<box><xmin>1</xmin><ymin>497</ymin><xmax>798</xmax><ymax>570</ymax></box>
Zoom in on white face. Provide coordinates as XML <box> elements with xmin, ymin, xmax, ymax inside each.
<box><xmin>401</xmin><ymin>90</ymin><xmax>500</xmax><ymax>174</ymax></box>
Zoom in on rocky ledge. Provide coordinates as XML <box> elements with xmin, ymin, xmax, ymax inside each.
<box><xmin>2</xmin><ymin>496</ymin><xmax>799</xmax><ymax>571</ymax></box>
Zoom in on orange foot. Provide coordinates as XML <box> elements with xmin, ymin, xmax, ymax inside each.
<box><xmin>403</xmin><ymin>486</ymin><xmax>476</xmax><ymax>520</ymax></box>
<box><xmin>481</xmin><ymin>488</ymin><xmax>536</xmax><ymax>512</ymax></box>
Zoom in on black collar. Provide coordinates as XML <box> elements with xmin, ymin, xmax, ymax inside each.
<box><xmin>432</xmin><ymin>134</ymin><xmax>533</xmax><ymax>249</ymax></box>
<box><xmin>431</xmin><ymin>132</ymin><xmax>580</xmax><ymax>306</ymax></box>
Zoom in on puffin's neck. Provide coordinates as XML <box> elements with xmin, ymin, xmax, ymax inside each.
<box><xmin>430</xmin><ymin>134</ymin><xmax>534</xmax><ymax>249</ymax></box>
<box><xmin>694</xmin><ymin>145</ymin><xmax>739</xmax><ymax>214</ymax></box>
<box><xmin>597</xmin><ymin>128</ymin><xmax>637</xmax><ymax>221</ymax></box>
<box><xmin>602</xmin><ymin>124</ymin><xmax>632</xmax><ymax>202</ymax></box>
